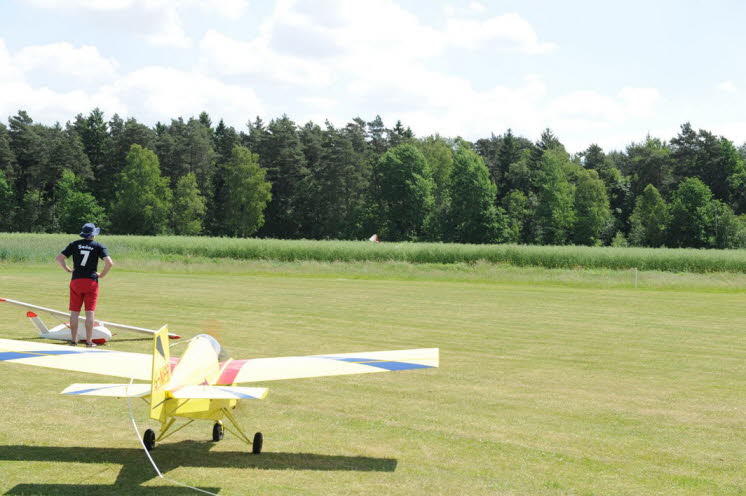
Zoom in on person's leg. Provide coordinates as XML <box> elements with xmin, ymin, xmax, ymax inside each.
<box><xmin>69</xmin><ymin>280</ymin><xmax>83</xmax><ymax>345</ymax></box>
<box><xmin>69</xmin><ymin>311</ymin><xmax>80</xmax><ymax>343</ymax></box>
<box><xmin>85</xmin><ymin>311</ymin><xmax>95</xmax><ymax>345</ymax></box>
<box><xmin>83</xmin><ymin>280</ymin><xmax>99</xmax><ymax>346</ymax></box>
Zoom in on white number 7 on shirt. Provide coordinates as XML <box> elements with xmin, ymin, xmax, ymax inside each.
<box><xmin>79</xmin><ymin>250</ymin><xmax>90</xmax><ymax>266</ymax></box>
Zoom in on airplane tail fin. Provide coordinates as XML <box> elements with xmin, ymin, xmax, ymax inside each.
<box><xmin>26</xmin><ymin>311</ymin><xmax>50</xmax><ymax>335</ymax></box>
<box><xmin>149</xmin><ymin>325</ymin><xmax>171</xmax><ymax>420</ymax></box>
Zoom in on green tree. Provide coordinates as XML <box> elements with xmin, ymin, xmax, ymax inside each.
<box><xmin>256</xmin><ymin>116</ymin><xmax>308</xmax><ymax>238</ymax></box>
<box><xmin>0</xmin><ymin>123</ymin><xmax>17</xmax><ymax>187</ymax></box>
<box><xmin>446</xmin><ymin>146</ymin><xmax>503</xmax><ymax>243</ymax></box>
<box><xmin>573</xmin><ymin>169</ymin><xmax>611</xmax><ymax>245</ymax></box>
<box><xmin>711</xmin><ymin>201</ymin><xmax>743</xmax><ymax>249</ymax></box>
<box><xmin>296</xmin><ymin>123</ymin><xmax>370</xmax><ymax>239</ymax></box>
<box><xmin>172</xmin><ymin>173</ymin><xmax>206</xmax><ymax>235</ymax></box>
<box><xmin>111</xmin><ymin>145</ymin><xmax>172</xmax><ymax>234</ymax></box>
<box><xmin>221</xmin><ymin>146</ymin><xmax>272</xmax><ymax>237</ymax></box>
<box><xmin>373</xmin><ymin>143</ymin><xmax>434</xmax><ymax>241</ymax></box>
<box><xmin>627</xmin><ymin>137</ymin><xmax>674</xmax><ymax>197</ymax></box>
<box><xmin>71</xmin><ymin>108</ymin><xmax>110</xmax><ymax>186</ymax></box>
<box><xmin>106</xmin><ymin>115</ymin><xmax>157</xmax><ymax>205</ymax></box>
<box><xmin>155</xmin><ymin>117</ymin><xmax>216</xmax><ymax>188</ymax></box>
<box><xmin>55</xmin><ymin>170</ymin><xmax>107</xmax><ymax>235</ymax></box>
<box><xmin>535</xmin><ymin>149</ymin><xmax>575</xmax><ymax>244</ymax></box>
<box><xmin>416</xmin><ymin>135</ymin><xmax>454</xmax><ymax>238</ymax></box>
<box><xmin>629</xmin><ymin>184</ymin><xmax>669</xmax><ymax>247</ymax></box>
<box><xmin>17</xmin><ymin>188</ymin><xmax>44</xmax><ymax>232</ymax></box>
<box><xmin>0</xmin><ymin>170</ymin><xmax>14</xmax><ymax>231</ymax></box>
<box><xmin>667</xmin><ymin>177</ymin><xmax>714</xmax><ymax>248</ymax></box>
<box><xmin>670</xmin><ymin>123</ymin><xmax>745</xmax><ymax>202</ymax></box>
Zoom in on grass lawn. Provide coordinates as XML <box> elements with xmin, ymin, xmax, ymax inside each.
<box><xmin>0</xmin><ymin>260</ymin><xmax>744</xmax><ymax>495</ymax></box>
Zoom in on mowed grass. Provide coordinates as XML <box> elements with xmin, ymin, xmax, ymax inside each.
<box><xmin>0</xmin><ymin>260</ymin><xmax>744</xmax><ymax>495</ymax></box>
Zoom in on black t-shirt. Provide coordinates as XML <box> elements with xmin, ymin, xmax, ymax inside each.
<box><xmin>61</xmin><ymin>239</ymin><xmax>109</xmax><ymax>280</ymax></box>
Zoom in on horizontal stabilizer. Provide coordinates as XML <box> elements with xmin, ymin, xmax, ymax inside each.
<box><xmin>169</xmin><ymin>385</ymin><xmax>268</xmax><ymax>400</ymax></box>
<box><xmin>61</xmin><ymin>383</ymin><xmax>151</xmax><ymax>397</ymax></box>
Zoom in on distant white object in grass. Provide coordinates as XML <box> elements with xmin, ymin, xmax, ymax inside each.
<box><xmin>369</xmin><ymin>234</ymin><xmax>380</xmax><ymax>243</ymax></box>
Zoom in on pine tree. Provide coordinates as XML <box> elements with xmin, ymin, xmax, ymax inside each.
<box><xmin>258</xmin><ymin>115</ymin><xmax>308</xmax><ymax>238</ymax></box>
<box><xmin>0</xmin><ymin>170</ymin><xmax>14</xmax><ymax>231</ymax></box>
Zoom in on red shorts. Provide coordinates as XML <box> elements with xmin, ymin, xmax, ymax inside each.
<box><xmin>69</xmin><ymin>279</ymin><xmax>99</xmax><ymax>312</ymax></box>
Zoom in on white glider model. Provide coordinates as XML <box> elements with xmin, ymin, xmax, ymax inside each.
<box><xmin>0</xmin><ymin>298</ymin><xmax>181</xmax><ymax>343</ymax></box>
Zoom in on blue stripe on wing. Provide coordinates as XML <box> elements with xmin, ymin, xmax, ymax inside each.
<box><xmin>64</xmin><ymin>384</ymin><xmax>124</xmax><ymax>395</ymax></box>
<box><xmin>0</xmin><ymin>349</ymin><xmax>105</xmax><ymax>361</ymax></box>
<box><xmin>215</xmin><ymin>387</ymin><xmax>260</xmax><ymax>399</ymax></box>
<box><xmin>318</xmin><ymin>356</ymin><xmax>433</xmax><ymax>371</ymax></box>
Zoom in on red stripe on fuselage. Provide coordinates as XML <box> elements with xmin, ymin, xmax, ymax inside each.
<box><xmin>216</xmin><ymin>359</ymin><xmax>248</xmax><ymax>385</ymax></box>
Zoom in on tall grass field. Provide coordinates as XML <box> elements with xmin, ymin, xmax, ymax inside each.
<box><xmin>2</xmin><ymin>233</ymin><xmax>746</xmax><ymax>273</ymax></box>
<box><xmin>0</xmin><ymin>236</ymin><xmax>744</xmax><ymax>494</ymax></box>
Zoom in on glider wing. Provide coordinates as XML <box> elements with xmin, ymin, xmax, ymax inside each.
<box><xmin>218</xmin><ymin>348</ymin><xmax>439</xmax><ymax>384</ymax></box>
<box><xmin>0</xmin><ymin>338</ymin><xmax>152</xmax><ymax>380</ymax></box>
<box><xmin>0</xmin><ymin>298</ymin><xmax>180</xmax><ymax>339</ymax></box>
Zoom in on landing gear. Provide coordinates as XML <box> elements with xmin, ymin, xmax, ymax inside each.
<box><xmin>212</xmin><ymin>422</ymin><xmax>224</xmax><ymax>442</ymax></box>
<box><xmin>252</xmin><ymin>432</ymin><xmax>263</xmax><ymax>454</ymax></box>
<box><xmin>143</xmin><ymin>429</ymin><xmax>156</xmax><ymax>451</ymax></box>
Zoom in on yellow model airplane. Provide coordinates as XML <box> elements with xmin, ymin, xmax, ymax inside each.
<box><xmin>0</xmin><ymin>324</ymin><xmax>438</xmax><ymax>454</ymax></box>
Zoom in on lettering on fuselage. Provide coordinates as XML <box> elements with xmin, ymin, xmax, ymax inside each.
<box><xmin>153</xmin><ymin>363</ymin><xmax>170</xmax><ymax>391</ymax></box>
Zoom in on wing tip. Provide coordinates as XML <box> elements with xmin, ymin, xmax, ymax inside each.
<box><xmin>168</xmin><ymin>334</ymin><xmax>181</xmax><ymax>340</ymax></box>
<box><xmin>0</xmin><ymin>298</ymin><xmax>6</xmax><ymax>302</ymax></box>
<box><xmin>26</xmin><ymin>311</ymin><xmax>37</xmax><ymax>318</ymax></box>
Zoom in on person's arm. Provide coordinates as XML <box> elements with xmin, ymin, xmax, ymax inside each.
<box><xmin>55</xmin><ymin>253</ymin><xmax>72</xmax><ymax>273</ymax></box>
<box><xmin>98</xmin><ymin>256</ymin><xmax>114</xmax><ymax>279</ymax></box>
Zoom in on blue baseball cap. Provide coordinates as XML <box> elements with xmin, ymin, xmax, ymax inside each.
<box><xmin>80</xmin><ymin>223</ymin><xmax>101</xmax><ymax>238</ymax></box>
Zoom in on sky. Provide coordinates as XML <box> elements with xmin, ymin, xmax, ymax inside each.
<box><xmin>1</xmin><ymin>0</ymin><xmax>746</xmax><ymax>152</ymax></box>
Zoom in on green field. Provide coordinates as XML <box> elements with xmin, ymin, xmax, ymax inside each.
<box><xmin>3</xmin><ymin>233</ymin><xmax>746</xmax><ymax>273</ymax></box>
<box><xmin>0</xmin><ymin>258</ymin><xmax>745</xmax><ymax>495</ymax></box>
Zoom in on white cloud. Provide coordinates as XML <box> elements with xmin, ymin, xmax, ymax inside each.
<box><xmin>21</xmin><ymin>0</ymin><xmax>238</xmax><ymax>47</ymax></box>
<box><xmin>198</xmin><ymin>29</ymin><xmax>332</xmax><ymax>86</ymax></box>
<box><xmin>101</xmin><ymin>66</ymin><xmax>264</xmax><ymax>125</ymax></box>
<box><xmin>14</xmin><ymin>42</ymin><xmax>118</xmax><ymax>80</ymax></box>
<box><xmin>445</xmin><ymin>13</ymin><xmax>556</xmax><ymax>53</ymax></box>
<box><xmin>0</xmin><ymin>38</ymin><xmax>263</xmax><ymax>127</ymax></box>
<box><xmin>716</xmin><ymin>80</ymin><xmax>737</xmax><ymax>93</ymax></box>
<box><xmin>468</xmin><ymin>2</ymin><xmax>486</xmax><ymax>13</ymax></box>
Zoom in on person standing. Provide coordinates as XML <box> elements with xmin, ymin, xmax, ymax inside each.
<box><xmin>54</xmin><ymin>223</ymin><xmax>114</xmax><ymax>347</ymax></box>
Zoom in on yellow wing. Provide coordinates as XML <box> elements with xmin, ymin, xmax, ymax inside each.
<box><xmin>217</xmin><ymin>348</ymin><xmax>439</xmax><ymax>384</ymax></box>
<box><xmin>0</xmin><ymin>338</ymin><xmax>152</xmax><ymax>380</ymax></box>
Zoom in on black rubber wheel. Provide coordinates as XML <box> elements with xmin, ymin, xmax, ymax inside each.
<box><xmin>212</xmin><ymin>422</ymin><xmax>224</xmax><ymax>442</ymax></box>
<box><xmin>143</xmin><ymin>429</ymin><xmax>156</xmax><ymax>451</ymax></box>
<box><xmin>252</xmin><ymin>432</ymin><xmax>263</xmax><ymax>454</ymax></box>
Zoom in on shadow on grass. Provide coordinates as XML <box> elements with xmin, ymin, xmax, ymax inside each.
<box><xmin>1</xmin><ymin>440</ymin><xmax>397</xmax><ymax>495</ymax></box>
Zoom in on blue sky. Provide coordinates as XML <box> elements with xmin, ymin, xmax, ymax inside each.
<box><xmin>1</xmin><ymin>0</ymin><xmax>745</xmax><ymax>152</ymax></box>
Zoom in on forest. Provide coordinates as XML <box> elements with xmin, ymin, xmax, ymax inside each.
<box><xmin>0</xmin><ymin>108</ymin><xmax>744</xmax><ymax>248</ymax></box>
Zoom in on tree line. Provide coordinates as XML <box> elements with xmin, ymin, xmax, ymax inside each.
<box><xmin>0</xmin><ymin>109</ymin><xmax>744</xmax><ymax>248</ymax></box>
